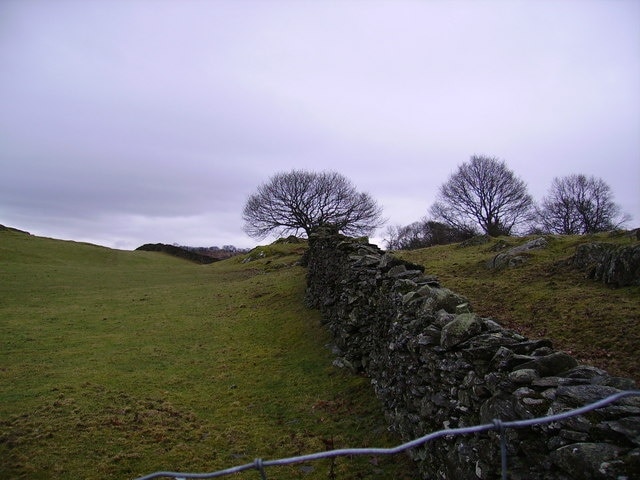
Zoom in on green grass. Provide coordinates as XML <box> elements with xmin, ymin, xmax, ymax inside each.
<box><xmin>396</xmin><ymin>233</ymin><xmax>640</xmax><ymax>381</ymax></box>
<box><xmin>0</xmin><ymin>230</ymin><xmax>415</xmax><ymax>479</ymax></box>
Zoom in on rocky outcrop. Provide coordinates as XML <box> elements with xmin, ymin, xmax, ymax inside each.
<box><xmin>305</xmin><ymin>228</ymin><xmax>639</xmax><ymax>479</ymax></box>
<box><xmin>487</xmin><ymin>237</ymin><xmax>548</xmax><ymax>270</ymax></box>
<box><xmin>573</xmin><ymin>242</ymin><xmax>640</xmax><ymax>287</ymax></box>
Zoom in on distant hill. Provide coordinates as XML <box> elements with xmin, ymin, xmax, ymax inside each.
<box><xmin>135</xmin><ymin>243</ymin><xmax>220</xmax><ymax>264</ymax></box>
<box><xmin>0</xmin><ymin>224</ymin><xmax>30</xmax><ymax>235</ymax></box>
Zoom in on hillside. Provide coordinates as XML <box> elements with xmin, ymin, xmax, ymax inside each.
<box><xmin>0</xmin><ymin>229</ymin><xmax>415</xmax><ymax>479</ymax></box>
<box><xmin>396</xmin><ymin>233</ymin><xmax>640</xmax><ymax>381</ymax></box>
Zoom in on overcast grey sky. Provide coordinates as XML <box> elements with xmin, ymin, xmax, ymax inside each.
<box><xmin>1</xmin><ymin>0</ymin><xmax>638</xmax><ymax>250</ymax></box>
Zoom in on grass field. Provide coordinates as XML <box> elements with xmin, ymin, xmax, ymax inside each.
<box><xmin>0</xmin><ymin>229</ymin><xmax>415</xmax><ymax>479</ymax></box>
<box><xmin>396</xmin><ymin>233</ymin><xmax>640</xmax><ymax>381</ymax></box>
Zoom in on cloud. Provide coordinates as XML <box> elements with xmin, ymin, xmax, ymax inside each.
<box><xmin>1</xmin><ymin>0</ymin><xmax>638</xmax><ymax>249</ymax></box>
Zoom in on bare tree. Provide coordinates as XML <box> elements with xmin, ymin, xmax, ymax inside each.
<box><xmin>537</xmin><ymin>174</ymin><xmax>629</xmax><ymax>234</ymax></box>
<box><xmin>242</xmin><ymin>170</ymin><xmax>384</xmax><ymax>239</ymax></box>
<box><xmin>430</xmin><ymin>155</ymin><xmax>534</xmax><ymax>236</ymax></box>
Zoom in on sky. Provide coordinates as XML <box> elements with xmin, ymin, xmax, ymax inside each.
<box><xmin>1</xmin><ymin>0</ymin><xmax>639</xmax><ymax>250</ymax></box>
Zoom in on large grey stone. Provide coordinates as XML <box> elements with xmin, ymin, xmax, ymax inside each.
<box><xmin>551</xmin><ymin>442</ymin><xmax>626</xmax><ymax>479</ymax></box>
<box><xmin>516</xmin><ymin>351</ymin><xmax>578</xmax><ymax>376</ymax></box>
<box><xmin>440</xmin><ymin>313</ymin><xmax>483</xmax><ymax>349</ymax></box>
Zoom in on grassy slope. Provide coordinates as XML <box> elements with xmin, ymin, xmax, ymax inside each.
<box><xmin>396</xmin><ymin>233</ymin><xmax>640</xmax><ymax>382</ymax></box>
<box><xmin>0</xmin><ymin>230</ymin><xmax>415</xmax><ymax>479</ymax></box>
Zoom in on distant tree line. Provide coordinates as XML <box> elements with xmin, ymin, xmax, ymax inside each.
<box><xmin>241</xmin><ymin>158</ymin><xmax>631</xmax><ymax>250</ymax></box>
<box><xmin>180</xmin><ymin>244</ymin><xmax>250</xmax><ymax>260</ymax></box>
<box><xmin>386</xmin><ymin>155</ymin><xmax>630</xmax><ymax>249</ymax></box>
<box><xmin>384</xmin><ymin>220</ymin><xmax>475</xmax><ymax>251</ymax></box>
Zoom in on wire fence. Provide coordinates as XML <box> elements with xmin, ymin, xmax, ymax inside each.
<box><xmin>134</xmin><ymin>390</ymin><xmax>640</xmax><ymax>480</ymax></box>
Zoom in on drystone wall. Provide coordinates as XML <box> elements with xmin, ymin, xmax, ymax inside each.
<box><xmin>304</xmin><ymin>228</ymin><xmax>640</xmax><ymax>479</ymax></box>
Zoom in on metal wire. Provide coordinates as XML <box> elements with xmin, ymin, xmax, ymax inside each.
<box><xmin>134</xmin><ymin>390</ymin><xmax>640</xmax><ymax>480</ymax></box>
